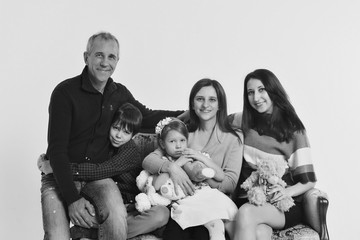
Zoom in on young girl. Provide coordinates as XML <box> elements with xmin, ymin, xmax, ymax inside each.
<box><xmin>230</xmin><ymin>69</ymin><xmax>317</xmax><ymax>240</ymax></box>
<box><xmin>146</xmin><ymin>117</ymin><xmax>238</xmax><ymax>240</ymax></box>
<box><xmin>38</xmin><ymin>103</ymin><xmax>169</xmax><ymax>239</ymax></box>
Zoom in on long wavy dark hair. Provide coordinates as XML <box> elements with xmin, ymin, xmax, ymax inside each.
<box><xmin>188</xmin><ymin>78</ymin><xmax>240</xmax><ymax>139</ymax></box>
<box><xmin>242</xmin><ymin>69</ymin><xmax>305</xmax><ymax>142</ymax></box>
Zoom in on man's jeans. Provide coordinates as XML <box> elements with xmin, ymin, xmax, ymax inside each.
<box><xmin>41</xmin><ymin>174</ymin><xmax>127</xmax><ymax>240</ymax></box>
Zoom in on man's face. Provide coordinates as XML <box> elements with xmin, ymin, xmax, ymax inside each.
<box><xmin>84</xmin><ymin>37</ymin><xmax>119</xmax><ymax>84</ymax></box>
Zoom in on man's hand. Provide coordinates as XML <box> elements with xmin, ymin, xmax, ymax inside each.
<box><xmin>168</xmin><ymin>162</ymin><xmax>195</xmax><ymax>196</ymax></box>
<box><xmin>37</xmin><ymin>153</ymin><xmax>53</xmax><ymax>174</ymax></box>
<box><xmin>68</xmin><ymin>197</ymin><xmax>98</xmax><ymax>228</ymax></box>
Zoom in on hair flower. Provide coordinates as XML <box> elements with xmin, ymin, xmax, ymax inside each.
<box><xmin>155</xmin><ymin>117</ymin><xmax>173</xmax><ymax>135</ymax></box>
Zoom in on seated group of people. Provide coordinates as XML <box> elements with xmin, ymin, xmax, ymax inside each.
<box><xmin>38</xmin><ymin>31</ymin><xmax>316</xmax><ymax>240</ymax></box>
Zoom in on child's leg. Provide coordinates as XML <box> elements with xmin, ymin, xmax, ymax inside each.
<box><xmin>204</xmin><ymin>219</ymin><xmax>226</xmax><ymax>240</ymax></box>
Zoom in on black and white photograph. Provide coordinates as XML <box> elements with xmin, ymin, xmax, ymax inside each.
<box><xmin>1</xmin><ymin>1</ymin><xmax>359</xmax><ymax>239</ymax></box>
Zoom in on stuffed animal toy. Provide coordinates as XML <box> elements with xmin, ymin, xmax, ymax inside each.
<box><xmin>135</xmin><ymin>170</ymin><xmax>184</xmax><ymax>212</ymax></box>
<box><xmin>183</xmin><ymin>157</ymin><xmax>215</xmax><ymax>182</ymax></box>
<box><xmin>134</xmin><ymin>160</ymin><xmax>215</xmax><ymax>213</ymax></box>
<box><xmin>240</xmin><ymin>158</ymin><xmax>295</xmax><ymax>212</ymax></box>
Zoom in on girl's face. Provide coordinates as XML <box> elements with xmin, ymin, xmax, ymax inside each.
<box><xmin>247</xmin><ymin>78</ymin><xmax>273</xmax><ymax>114</ymax></box>
<box><xmin>161</xmin><ymin>130</ymin><xmax>188</xmax><ymax>159</ymax></box>
<box><xmin>192</xmin><ymin>86</ymin><xmax>219</xmax><ymax>122</ymax></box>
<box><xmin>109</xmin><ymin>124</ymin><xmax>133</xmax><ymax>148</ymax></box>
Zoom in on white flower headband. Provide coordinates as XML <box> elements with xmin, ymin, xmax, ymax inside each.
<box><xmin>155</xmin><ymin>117</ymin><xmax>173</xmax><ymax>135</ymax></box>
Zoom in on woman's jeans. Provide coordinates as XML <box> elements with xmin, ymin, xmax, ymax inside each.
<box><xmin>41</xmin><ymin>174</ymin><xmax>127</xmax><ymax>240</ymax></box>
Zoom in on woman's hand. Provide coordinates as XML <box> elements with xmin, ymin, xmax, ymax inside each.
<box><xmin>168</xmin><ymin>162</ymin><xmax>195</xmax><ymax>196</ymax></box>
<box><xmin>176</xmin><ymin>155</ymin><xmax>193</xmax><ymax>167</ymax></box>
<box><xmin>182</xmin><ymin>148</ymin><xmax>209</xmax><ymax>164</ymax></box>
<box><xmin>183</xmin><ymin>148</ymin><xmax>225</xmax><ymax>182</ymax></box>
<box><xmin>268</xmin><ymin>185</ymin><xmax>290</xmax><ymax>203</ymax></box>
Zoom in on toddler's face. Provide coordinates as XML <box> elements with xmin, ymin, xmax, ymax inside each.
<box><xmin>109</xmin><ymin>124</ymin><xmax>133</xmax><ymax>148</ymax></box>
<box><xmin>162</xmin><ymin>130</ymin><xmax>188</xmax><ymax>159</ymax></box>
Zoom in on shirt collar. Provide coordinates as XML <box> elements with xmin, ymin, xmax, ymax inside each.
<box><xmin>80</xmin><ymin>66</ymin><xmax>116</xmax><ymax>94</ymax></box>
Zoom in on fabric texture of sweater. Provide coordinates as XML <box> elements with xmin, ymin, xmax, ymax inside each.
<box><xmin>230</xmin><ymin>112</ymin><xmax>317</xmax><ymax>201</ymax></box>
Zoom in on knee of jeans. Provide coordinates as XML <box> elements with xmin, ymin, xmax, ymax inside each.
<box><xmin>151</xmin><ymin>206</ymin><xmax>170</xmax><ymax>227</ymax></box>
<box><xmin>96</xmin><ymin>199</ymin><xmax>127</xmax><ymax>224</ymax></box>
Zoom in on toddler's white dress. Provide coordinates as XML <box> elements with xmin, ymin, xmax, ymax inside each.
<box><xmin>170</xmin><ymin>185</ymin><xmax>238</xmax><ymax>229</ymax></box>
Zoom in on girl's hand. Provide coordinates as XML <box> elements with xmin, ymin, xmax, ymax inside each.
<box><xmin>168</xmin><ymin>162</ymin><xmax>195</xmax><ymax>196</ymax></box>
<box><xmin>268</xmin><ymin>185</ymin><xmax>289</xmax><ymax>203</ymax></box>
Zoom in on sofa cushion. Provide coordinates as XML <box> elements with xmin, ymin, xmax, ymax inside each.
<box><xmin>133</xmin><ymin>133</ymin><xmax>159</xmax><ymax>160</ymax></box>
<box><xmin>272</xmin><ymin>224</ymin><xmax>319</xmax><ymax>240</ymax></box>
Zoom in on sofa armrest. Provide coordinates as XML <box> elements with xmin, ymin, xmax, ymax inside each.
<box><xmin>302</xmin><ymin>188</ymin><xmax>329</xmax><ymax>240</ymax></box>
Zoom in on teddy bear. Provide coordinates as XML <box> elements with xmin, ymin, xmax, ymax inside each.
<box><xmin>134</xmin><ymin>170</ymin><xmax>176</xmax><ymax>212</ymax></box>
<box><xmin>134</xmin><ymin>160</ymin><xmax>215</xmax><ymax>213</ymax></box>
<box><xmin>240</xmin><ymin>158</ymin><xmax>295</xmax><ymax>212</ymax></box>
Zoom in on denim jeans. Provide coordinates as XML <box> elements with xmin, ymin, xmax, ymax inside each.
<box><xmin>127</xmin><ymin>205</ymin><xmax>170</xmax><ymax>238</ymax></box>
<box><xmin>41</xmin><ymin>174</ymin><xmax>127</xmax><ymax>240</ymax></box>
<box><xmin>71</xmin><ymin>204</ymin><xmax>170</xmax><ymax>239</ymax></box>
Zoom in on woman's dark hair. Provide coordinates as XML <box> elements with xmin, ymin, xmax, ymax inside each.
<box><xmin>242</xmin><ymin>69</ymin><xmax>305</xmax><ymax>142</ymax></box>
<box><xmin>188</xmin><ymin>78</ymin><xmax>239</xmax><ymax>139</ymax></box>
<box><xmin>112</xmin><ymin>103</ymin><xmax>142</xmax><ymax>135</ymax></box>
<box><xmin>159</xmin><ymin>119</ymin><xmax>189</xmax><ymax>141</ymax></box>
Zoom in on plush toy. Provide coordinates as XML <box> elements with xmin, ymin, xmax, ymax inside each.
<box><xmin>135</xmin><ymin>170</ymin><xmax>184</xmax><ymax>212</ymax></box>
<box><xmin>240</xmin><ymin>158</ymin><xmax>295</xmax><ymax>212</ymax></box>
<box><xmin>134</xmin><ymin>160</ymin><xmax>215</xmax><ymax>213</ymax></box>
<box><xmin>183</xmin><ymin>158</ymin><xmax>215</xmax><ymax>182</ymax></box>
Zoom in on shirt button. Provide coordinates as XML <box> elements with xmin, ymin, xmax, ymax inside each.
<box><xmin>75</xmin><ymin>172</ymin><xmax>79</xmax><ymax>175</ymax></box>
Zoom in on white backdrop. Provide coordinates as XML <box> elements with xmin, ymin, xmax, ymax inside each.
<box><xmin>1</xmin><ymin>1</ymin><xmax>359</xmax><ymax>239</ymax></box>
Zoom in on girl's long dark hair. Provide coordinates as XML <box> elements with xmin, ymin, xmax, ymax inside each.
<box><xmin>242</xmin><ymin>69</ymin><xmax>305</xmax><ymax>142</ymax></box>
<box><xmin>188</xmin><ymin>78</ymin><xmax>240</xmax><ymax>139</ymax></box>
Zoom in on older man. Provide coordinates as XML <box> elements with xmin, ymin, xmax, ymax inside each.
<box><xmin>41</xmin><ymin>32</ymin><xmax>184</xmax><ymax>240</ymax></box>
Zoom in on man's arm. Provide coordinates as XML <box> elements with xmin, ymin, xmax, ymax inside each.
<box><xmin>47</xmin><ymin>85</ymin><xmax>96</xmax><ymax>228</ymax></box>
<box><xmin>47</xmin><ymin>86</ymin><xmax>81</xmax><ymax>204</ymax></box>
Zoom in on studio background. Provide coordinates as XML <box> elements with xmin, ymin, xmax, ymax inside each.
<box><xmin>1</xmin><ymin>1</ymin><xmax>359</xmax><ymax>239</ymax></box>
